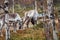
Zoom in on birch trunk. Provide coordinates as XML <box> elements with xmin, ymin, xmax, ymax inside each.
<box><xmin>35</xmin><ymin>0</ymin><xmax>37</xmax><ymax>10</ymax></box>
<box><xmin>47</xmin><ymin>0</ymin><xmax>58</xmax><ymax>40</ymax></box>
<box><xmin>12</xmin><ymin>0</ymin><xmax>14</xmax><ymax>13</ymax></box>
<box><xmin>42</xmin><ymin>0</ymin><xmax>51</xmax><ymax>40</ymax></box>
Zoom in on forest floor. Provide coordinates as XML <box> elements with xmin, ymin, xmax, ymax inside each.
<box><xmin>0</xmin><ymin>28</ymin><xmax>45</xmax><ymax>40</ymax></box>
<box><xmin>0</xmin><ymin>19</ymin><xmax>60</xmax><ymax>40</ymax></box>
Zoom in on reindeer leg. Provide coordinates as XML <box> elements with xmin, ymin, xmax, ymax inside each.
<box><xmin>26</xmin><ymin>22</ymin><xmax>28</xmax><ymax>28</ymax></box>
<box><xmin>34</xmin><ymin>20</ymin><xmax>37</xmax><ymax>26</ymax></box>
<box><xmin>16</xmin><ymin>22</ymin><xmax>19</xmax><ymax>30</ymax></box>
<box><xmin>0</xmin><ymin>29</ymin><xmax>2</xmax><ymax>36</ymax></box>
<box><xmin>26</xmin><ymin>19</ymin><xmax>30</xmax><ymax>28</ymax></box>
<box><xmin>5</xmin><ymin>23</ymin><xmax>10</xmax><ymax>40</ymax></box>
<box><xmin>13</xmin><ymin>22</ymin><xmax>17</xmax><ymax>33</ymax></box>
<box><xmin>19</xmin><ymin>22</ymin><xmax>22</xmax><ymax>29</ymax></box>
<box><xmin>0</xmin><ymin>26</ymin><xmax>3</xmax><ymax>36</ymax></box>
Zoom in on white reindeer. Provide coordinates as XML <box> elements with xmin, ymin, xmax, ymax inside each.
<box><xmin>5</xmin><ymin>13</ymin><xmax>22</xmax><ymax>32</ymax></box>
<box><xmin>1</xmin><ymin>0</ymin><xmax>23</xmax><ymax>40</ymax></box>
<box><xmin>22</xmin><ymin>10</ymin><xmax>39</xmax><ymax>28</ymax></box>
<box><xmin>0</xmin><ymin>4</ymin><xmax>22</xmax><ymax>40</ymax></box>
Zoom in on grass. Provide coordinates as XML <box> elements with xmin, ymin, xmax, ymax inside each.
<box><xmin>10</xmin><ymin>28</ymin><xmax>46</xmax><ymax>40</ymax></box>
<box><xmin>10</xmin><ymin>22</ymin><xmax>46</xmax><ymax>40</ymax></box>
<box><xmin>0</xmin><ymin>22</ymin><xmax>46</xmax><ymax>40</ymax></box>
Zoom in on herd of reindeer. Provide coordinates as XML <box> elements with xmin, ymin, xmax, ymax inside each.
<box><xmin>0</xmin><ymin>0</ymin><xmax>60</xmax><ymax>40</ymax></box>
<box><xmin>0</xmin><ymin>0</ymin><xmax>40</xmax><ymax>40</ymax></box>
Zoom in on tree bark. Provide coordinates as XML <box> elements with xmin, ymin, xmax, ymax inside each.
<box><xmin>47</xmin><ymin>0</ymin><xmax>58</xmax><ymax>40</ymax></box>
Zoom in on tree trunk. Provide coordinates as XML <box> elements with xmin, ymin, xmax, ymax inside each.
<box><xmin>43</xmin><ymin>0</ymin><xmax>51</xmax><ymax>40</ymax></box>
<box><xmin>35</xmin><ymin>0</ymin><xmax>37</xmax><ymax>10</ymax></box>
<box><xmin>12</xmin><ymin>0</ymin><xmax>14</xmax><ymax>13</ymax></box>
<box><xmin>47</xmin><ymin>0</ymin><xmax>58</xmax><ymax>40</ymax></box>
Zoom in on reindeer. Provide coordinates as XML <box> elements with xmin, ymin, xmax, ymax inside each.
<box><xmin>0</xmin><ymin>1</ymin><xmax>22</xmax><ymax>40</ymax></box>
<box><xmin>0</xmin><ymin>5</ymin><xmax>5</xmax><ymax>36</ymax></box>
<box><xmin>5</xmin><ymin>13</ymin><xmax>22</xmax><ymax>31</ymax></box>
<box><xmin>3</xmin><ymin>0</ymin><xmax>22</xmax><ymax>32</ymax></box>
<box><xmin>22</xmin><ymin>10</ymin><xmax>39</xmax><ymax>28</ymax></box>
